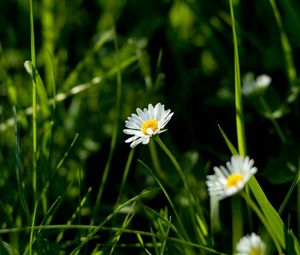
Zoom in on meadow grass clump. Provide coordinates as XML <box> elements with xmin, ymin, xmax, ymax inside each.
<box><xmin>0</xmin><ymin>0</ymin><xmax>300</xmax><ymax>254</ymax></box>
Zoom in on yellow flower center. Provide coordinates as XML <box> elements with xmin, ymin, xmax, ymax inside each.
<box><xmin>141</xmin><ymin>119</ymin><xmax>158</xmax><ymax>135</ymax></box>
<box><xmin>226</xmin><ymin>173</ymin><xmax>243</xmax><ymax>188</ymax></box>
<box><xmin>249</xmin><ymin>248</ymin><xmax>263</xmax><ymax>255</ymax></box>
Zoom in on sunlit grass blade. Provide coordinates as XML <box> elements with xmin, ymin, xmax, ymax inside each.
<box><xmin>223</xmin><ymin>3</ymin><xmax>244</xmax><ymax>246</ymax></box>
<box><xmin>29</xmin><ymin>0</ymin><xmax>37</xmax><ymax>202</ymax></box>
<box><xmin>229</xmin><ymin>0</ymin><xmax>246</xmax><ymax>158</ymax></box>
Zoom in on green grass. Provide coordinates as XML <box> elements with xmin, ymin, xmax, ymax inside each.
<box><xmin>0</xmin><ymin>0</ymin><xmax>300</xmax><ymax>254</ymax></box>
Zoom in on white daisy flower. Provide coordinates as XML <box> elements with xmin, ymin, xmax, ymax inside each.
<box><xmin>206</xmin><ymin>156</ymin><xmax>257</xmax><ymax>200</ymax></box>
<box><xmin>236</xmin><ymin>233</ymin><xmax>266</xmax><ymax>255</ymax></box>
<box><xmin>242</xmin><ymin>72</ymin><xmax>271</xmax><ymax>96</ymax></box>
<box><xmin>123</xmin><ymin>103</ymin><xmax>174</xmax><ymax>148</ymax></box>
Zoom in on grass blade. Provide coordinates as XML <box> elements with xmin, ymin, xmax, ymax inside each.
<box><xmin>29</xmin><ymin>0</ymin><xmax>37</xmax><ymax>201</ymax></box>
<box><xmin>229</xmin><ymin>0</ymin><xmax>245</xmax><ymax>247</ymax></box>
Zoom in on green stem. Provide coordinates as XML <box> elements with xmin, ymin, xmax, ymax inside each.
<box><xmin>149</xmin><ymin>139</ymin><xmax>170</xmax><ymax>185</ymax></box>
<box><xmin>241</xmin><ymin>192</ymin><xmax>283</xmax><ymax>255</ymax></box>
<box><xmin>29</xmin><ymin>0</ymin><xmax>37</xmax><ymax>201</ymax></box>
<box><xmin>229</xmin><ymin>2</ymin><xmax>246</xmax><ymax>246</ymax></box>
<box><xmin>259</xmin><ymin>97</ymin><xmax>286</xmax><ymax>144</ymax></box>
<box><xmin>229</xmin><ymin>0</ymin><xmax>246</xmax><ymax>158</ymax></box>
<box><xmin>154</xmin><ymin>136</ymin><xmax>189</xmax><ymax>191</ymax></box>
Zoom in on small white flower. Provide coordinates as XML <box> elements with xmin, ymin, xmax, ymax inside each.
<box><xmin>242</xmin><ymin>72</ymin><xmax>271</xmax><ymax>96</ymax></box>
<box><xmin>236</xmin><ymin>233</ymin><xmax>266</xmax><ymax>255</ymax></box>
<box><xmin>206</xmin><ymin>156</ymin><xmax>257</xmax><ymax>200</ymax></box>
<box><xmin>123</xmin><ymin>103</ymin><xmax>174</xmax><ymax>148</ymax></box>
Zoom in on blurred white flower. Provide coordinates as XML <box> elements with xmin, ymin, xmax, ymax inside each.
<box><xmin>242</xmin><ymin>72</ymin><xmax>271</xmax><ymax>96</ymax></box>
<box><xmin>206</xmin><ymin>156</ymin><xmax>257</xmax><ymax>200</ymax></box>
<box><xmin>123</xmin><ymin>103</ymin><xmax>174</xmax><ymax>148</ymax></box>
<box><xmin>236</xmin><ymin>233</ymin><xmax>266</xmax><ymax>255</ymax></box>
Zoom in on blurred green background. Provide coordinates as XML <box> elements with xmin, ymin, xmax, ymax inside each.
<box><xmin>1</xmin><ymin>0</ymin><xmax>300</xmax><ymax>253</ymax></box>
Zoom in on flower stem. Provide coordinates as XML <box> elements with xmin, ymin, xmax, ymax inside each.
<box><xmin>149</xmin><ymin>139</ymin><xmax>170</xmax><ymax>185</ymax></box>
<box><xmin>154</xmin><ymin>136</ymin><xmax>189</xmax><ymax>191</ymax></box>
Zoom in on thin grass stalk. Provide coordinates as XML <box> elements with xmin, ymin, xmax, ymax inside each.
<box><xmin>229</xmin><ymin>0</ymin><xmax>245</xmax><ymax>248</ymax></box>
<box><xmin>149</xmin><ymin>140</ymin><xmax>169</xmax><ymax>185</ymax></box>
<box><xmin>29</xmin><ymin>0</ymin><xmax>37</xmax><ymax>201</ymax></box>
